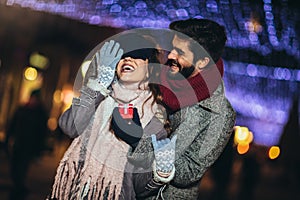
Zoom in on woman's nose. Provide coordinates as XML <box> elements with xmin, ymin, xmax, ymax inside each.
<box><xmin>124</xmin><ymin>57</ymin><xmax>132</xmax><ymax>61</ymax></box>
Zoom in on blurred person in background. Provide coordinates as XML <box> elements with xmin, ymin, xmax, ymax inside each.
<box><xmin>5</xmin><ymin>89</ymin><xmax>49</xmax><ymax>199</ymax></box>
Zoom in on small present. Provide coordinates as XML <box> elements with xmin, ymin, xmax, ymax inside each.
<box><xmin>118</xmin><ymin>103</ymin><xmax>134</xmax><ymax>119</ymax></box>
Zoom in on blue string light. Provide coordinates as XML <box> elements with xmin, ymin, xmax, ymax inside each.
<box><xmin>224</xmin><ymin>60</ymin><xmax>299</xmax><ymax>146</ymax></box>
<box><xmin>4</xmin><ymin>1</ymin><xmax>299</xmax><ymax>60</ymax></box>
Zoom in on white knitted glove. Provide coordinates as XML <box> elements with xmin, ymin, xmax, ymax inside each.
<box><xmin>87</xmin><ymin>40</ymin><xmax>123</xmax><ymax>93</ymax></box>
<box><xmin>152</xmin><ymin>134</ymin><xmax>177</xmax><ymax>174</ymax></box>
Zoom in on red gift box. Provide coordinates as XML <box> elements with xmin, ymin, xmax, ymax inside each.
<box><xmin>118</xmin><ymin>103</ymin><xmax>134</xmax><ymax>119</ymax></box>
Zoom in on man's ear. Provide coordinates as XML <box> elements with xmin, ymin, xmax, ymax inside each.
<box><xmin>196</xmin><ymin>57</ymin><xmax>210</xmax><ymax>70</ymax></box>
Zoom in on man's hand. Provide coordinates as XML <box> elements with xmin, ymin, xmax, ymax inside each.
<box><xmin>151</xmin><ymin>134</ymin><xmax>177</xmax><ymax>174</ymax></box>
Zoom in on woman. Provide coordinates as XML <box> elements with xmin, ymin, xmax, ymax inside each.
<box><xmin>48</xmin><ymin>33</ymin><xmax>175</xmax><ymax>200</ymax></box>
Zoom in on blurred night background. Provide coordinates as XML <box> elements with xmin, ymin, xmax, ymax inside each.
<box><xmin>0</xmin><ymin>0</ymin><xmax>299</xmax><ymax>199</ymax></box>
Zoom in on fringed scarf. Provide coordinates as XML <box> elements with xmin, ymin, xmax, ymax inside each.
<box><xmin>51</xmin><ymin>81</ymin><xmax>157</xmax><ymax>200</ymax></box>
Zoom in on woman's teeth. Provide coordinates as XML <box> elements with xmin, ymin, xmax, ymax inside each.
<box><xmin>122</xmin><ymin>65</ymin><xmax>135</xmax><ymax>72</ymax></box>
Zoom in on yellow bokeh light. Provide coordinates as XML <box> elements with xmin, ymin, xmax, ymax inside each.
<box><xmin>60</xmin><ymin>85</ymin><xmax>74</xmax><ymax>113</ymax></box>
<box><xmin>246</xmin><ymin>131</ymin><xmax>254</xmax><ymax>144</ymax></box>
<box><xmin>53</xmin><ymin>90</ymin><xmax>62</xmax><ymax>104</ymax></box>
<box><xmin>234</xmin><ymin>126</ymin><xmax>253</xmax><ymax>145</ymax></box>
<box><xmin>237</xmin><ymin>143</ymin><xmax>250</xmax><ymax>154</ymax></box>
<box><xmin>47</xmin><ymin>117</ymin><xmax>58</xmax><ymax>131</ymax></box>
<box><xmin>268</xmin><ymin>146</ymin><xmax>280</xmax><ymax>160</ymax></box>
<box><xmin>24</xmin><ymin>67</ymin><xmax>38</xmax><ymax>81</ymax></box>
<box><xmin>62</xmin><ymin>89</ymin><xmax>74</xmax><ymax>105</ymax></box>
<box><xmin>29</xmin><ymin>52</ymin><xmax>49</xmax><ymax>69</ymax></box>
<box><xmin>237</xmin><ymin>127</ymin><xmax>249</xmax><ymax>140</ymax></box>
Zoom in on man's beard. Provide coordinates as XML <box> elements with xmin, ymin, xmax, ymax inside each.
<box><xmin>165</xmin><ymin>59</ymin><xmax>195</xmax><ymax>80</ymax></box>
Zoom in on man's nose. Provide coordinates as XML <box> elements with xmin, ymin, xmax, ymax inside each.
<box><xmin>167</xmin><ymin>49</ymin><xmax>178</xmax><ymax>60</ymax></box>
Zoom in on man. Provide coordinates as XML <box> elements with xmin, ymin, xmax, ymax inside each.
<box><xmin>132</xmin><ymin>18</ymin><xmax>236</xmax><ymax>199</ymax></box>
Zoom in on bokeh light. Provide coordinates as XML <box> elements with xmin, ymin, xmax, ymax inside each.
<box><xmin>61</xmin><ymin>85</ymin><xmax>74</xmax><ymax>112</ymax></box>
<box><xmin>29</xmin><ymin>52</ymin><xmax>49</xmax><ymax>69</ymax></box>
<box><xmin>234</xmin><ymin>126</ymin><xmax>253</xmax><ymax>145</ymax></box>
<box><xmin>24</xmin><ymin>67</ymin><xmax>38</xmax><ymax>81</ymax></box>
<box><xmin>62</xmin><ymin>89</ymin><xmax>73</xmax><ymax>105</ymax></box>
<box><xmin>237</xmin><ymin>143</ymin><xmax>250</xmax><ymax>154</ymax></box>
<box><xmin>5</xmin><ymin>0</ymin><xmax>299</xmax><ymax>62</ymax></box>
<box><xmin>53</xmin><ymin>90</ymin><xmax>62</xmax><ymax>104</ymax></box>
<box><xmin>47</xmin><ymin>117</ymin><xmax>58</xmax><ymax>131</ymax></box>
<box><xmin>268</xmin><ymin>146</ymin><xmax>280</xmax><ymax>160</ymax></box>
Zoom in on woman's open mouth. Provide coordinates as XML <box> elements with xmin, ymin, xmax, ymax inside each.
<box><xmin>121</xmin><ymin>64</ymin><xmax>135</xmax><ymax>72</ymax></box>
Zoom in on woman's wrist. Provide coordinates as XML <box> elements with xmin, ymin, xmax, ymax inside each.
<box><xmin>157</xmin><ymin>171</ymin><xmax>171</xmax><ymax>178</ymax></box>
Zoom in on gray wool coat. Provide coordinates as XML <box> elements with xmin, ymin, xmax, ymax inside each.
<box><xmin>131</xmin><ymin>82</ymin><xmax>236</xmax><ymax>199</ymax></box>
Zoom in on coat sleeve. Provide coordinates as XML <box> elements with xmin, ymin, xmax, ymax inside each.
<box><xmin>128</xmin><ymin>117</ymin><xmax>169</xmax><ymax>199</ymax></box>
<box><xmin>133</xmin><ymin>170</ymin><xmax>166</xmax><ymax>199</ymax></box>
<box><xmin>170</xmin><ymin>98</ymin><xmax>236</xmax><ymax>187</ymax></box>
<box><xmin>133</xmin><ymin>99</ymin><xmax>236</xmax><ymax>198</ymax></box>
<box><xmin>58</xmin><ymin>86</ymin><xmax>105</xmax><ymax>138</ymax></box>
<box><xmin>127</xmin><ymin>117</ymin><xmax>168</xmax><ymax>167</ymax></box>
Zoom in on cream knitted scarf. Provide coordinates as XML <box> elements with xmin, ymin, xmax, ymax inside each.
<box><xmin>51</xmin><ymin>81</ymin><xmax>157</xmax><ymax>200</ymax></box>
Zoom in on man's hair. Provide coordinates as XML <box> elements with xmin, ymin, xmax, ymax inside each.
<box><xmin>169</xmin><ymin>18</ymin><xmax>227</xmax><ymax>63</ymax></box>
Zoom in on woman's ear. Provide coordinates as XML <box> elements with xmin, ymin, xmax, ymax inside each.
<box><xmin>196</xmin><ymin>57</ymin><xmax>210</xmax><ymax>71</ymax></box>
